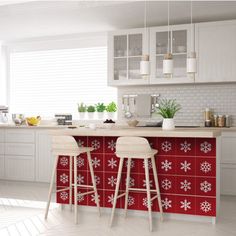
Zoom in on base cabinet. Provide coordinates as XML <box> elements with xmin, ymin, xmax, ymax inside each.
<box><xmin>0</xmin><ymin>155</ymin><xmax>4</xmax><ymax>178</ymax></box>
<box><xmin>220</xmin><ymin>164</ymin><xmax>236</xmax><ymax>195</ymax></box>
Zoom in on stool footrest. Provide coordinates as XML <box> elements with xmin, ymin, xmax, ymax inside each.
<box><xmin>151</xmin><ymin>195</ymin><xmax>158</xmax><ymax>201</ymax></box>
<box><xmin>56</xmin><ymin>187</ymin><xmax>70</xmax><ymax>193</ymax></box>
<box><xmin>117</xmin><ymin>192</ymin><xmax>126</xmax><ymax>199</ymax></box>
<box><xmin>78</xmin><ymin>190</ymin><xmax>95</xmax><ymax>197</ymax></box>
<box><xmin>72</xmin><ymin>184</ymin><xmax>94</xmax><ymax>188</ymax></box>
<box><xmin>128</xmin><ymin>187</ymin><xmax>158</xmax><ymax>193</ymax></box>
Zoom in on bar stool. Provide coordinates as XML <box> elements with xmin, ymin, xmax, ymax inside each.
<box><xmin>110</xmin><ymin>137</ymin><xmax>163</xmax><ymax>231</ymax></box>
<box><xmin>44</xmin><ymin>135</ymin><xmax>100</xmax><ymax>224</ymax></box>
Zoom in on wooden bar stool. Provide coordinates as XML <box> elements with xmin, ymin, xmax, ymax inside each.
<box><xmin>110</xmin><ymin>136</ymin><xmax>163</xmax><ymax>231</ymax></box>
<box><xmin>44</xmin><ymin>135</ymin><xmax>100</xmax><ymax>224</ymax></box>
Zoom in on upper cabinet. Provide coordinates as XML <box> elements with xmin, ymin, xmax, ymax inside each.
<box><xmin>108</xmin><ymin>28</ymin><xmax>149</xmax><ymax>86</ymax></box>
<box><xmin>195</xmin><ymin>20</ymin><xmax>236</xmax><ymax>83</ymax></box>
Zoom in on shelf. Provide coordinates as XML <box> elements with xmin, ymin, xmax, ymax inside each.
<box><xmin>156</xmin><ymin>52</ymin><xmax>187</xmax><ymax>57</ymax></box>
<box><xmin>114</xmin><ymin>55</ymin><xmax>142</xmax><ymax>59</ymax></box>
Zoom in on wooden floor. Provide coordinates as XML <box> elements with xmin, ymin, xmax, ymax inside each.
<box><xmin>0</xmin><ymin>180</ymin><xmax>236</xmax><ymax>236</ymax></box>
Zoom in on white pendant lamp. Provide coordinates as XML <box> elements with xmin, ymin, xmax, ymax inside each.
<box><xmin>163</xmin><ymin>0</ymin><xmax>173</xmax><ymax>77</ymax></box>
<box><xmin>140</xmin><ymin>1</ymin><xmax>150</xmax><ymax>76</ymax></box>
<box><xmin>187</xmin><ymin>1</ymin><xmax>197</xmax><ymax>74</ymax></box>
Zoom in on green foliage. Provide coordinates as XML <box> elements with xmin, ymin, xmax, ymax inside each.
<box><xmin>78</xmin><ymin>103</ymin><xmax>86</xmax><ymax>112</ymax></box>
<box><xmin>87</xmin><ymin>105</ymin><xmax>96</xmax><ymax>112</ymax></box>
<box><xmin>156</xmin><ymin>99</ymin><xmax>181</xmax><ymax>118</ymax></box>
<box><xmin>95</xmin><ymin>103</ymin><xmax>106</xmax><ymax>112</ymax></box>
<box><xmin>106</xmin><ymin>102</ymin><xmax>117</xmax><ymax>112</ymax></box>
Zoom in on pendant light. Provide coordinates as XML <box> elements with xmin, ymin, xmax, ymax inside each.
<box><xmin>187</xmin><ymin>0</ymin><xmax>197</xmax><ymax>75</ymax></box>
<box><xmin>163</xmin><ymin>0</ymin><xmax>173</xmax><ymax>77</ymax></box>
<box><xmin>140</xmin><ymin>0</ymin><xmax>150</xmax><ymax>76</ymax></box>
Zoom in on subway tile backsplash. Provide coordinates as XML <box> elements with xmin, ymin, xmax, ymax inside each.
<box><xmin>117</xmin><ymin>83</ymin><xmax>236</xmax><ymax>126</ymax></box>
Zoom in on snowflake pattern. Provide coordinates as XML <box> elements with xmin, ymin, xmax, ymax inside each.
<box><xmin>161</xmin><ymin>141</ymin><xmax>172</xmax><ymax>152</ymax></box>
<box><xmin>108</xmin><ymin>194</ymin><xmax>114</xmax><ymax>205</ymax></box>
<box><xmin>142</xmin><ymin>197</ymin><xmax>153</xmax><ymax>208</ymax></box>
<box><xmin>180</xmin><ymin>199</ymin><xmax>191</xmax><ymax>211</ymax></box>
<box><xmin>77</xmin><ymin>191</ymin><xmax>84</xmax><ymax>203</ymax></box>
<box><xmin>180</xmin><ymin>160</ymin><xmax>191</xmax><ymax>172</ymax></box>
<box><xmin>200</xmin><ymin>181</ymin><xmax>212</xmax><ymax>193</ymax></box>
<box><xmin>77</xmin><ymin>139</ymin><xmax>85</xmax><ymax>147</ymax></box>
<box><xmin>200</xmin><ymin>201</ymin><xmax>212</xmax><ymax>213</ymax></box>
<box><xmin>108</xmin><ymin>158</ymin><xmax>118</xmax><ymax>169</ymax></box>
<box><xmin>60</xmin><ymin>173</ymin><xmax>69</xmax><ymax>184</ymax></box>
<box><xmin>60</xmin><ymin>157</ymin><xmax>68</xmax><ymax>167</ymax></box>
<box><xmin>108</xmin><ymin>176</ymin><xmax>117</xmax><ymax>187</ymax></box>
<box><xmin>94</xmin><ymin>175</ymin><xmax>100</xmax><ymax>185</ymax></box>
<box><xmin>161</xmin><ymin>160</ymin><xmax>172</xmax><ymax>172</ymax></box>
<box><xmin>60</xmin><ymin>191</ymin><xmax>68</xmax><ymax>201</ymax></box>
<box><xmin>77</xmin><ymin>156</ymin><xmax>85</xmax><ymax>168</ymax></box>
<box><xmin>180</xmin><ymin>179</ymin><xmax>191</xmax><ymax>192</ymax></box>
<box><xmin>91</xmin><ymin>194</ymin><xmax>100</xmax><ymax>203</ymax></box>
<box><xmin>92</xmin><ymin>156</ymin><xmax>101</xmax><ymax>168</ymax></box>
<box><xmin>200</xmin><ymin>141</ymin><xmax>212</xmax><ymax>153</ymax></box>
<box><xmin>161</xmin><ymin>197</ymin><xmax>172</xmax><ymax>210</ymax></box>
<box><xmin>125</xmin><ymin>159</ymin><xmax>135</xmax><ymax>169</ymax></box>
<box><xmin>161</xmin><ymin>178</ymin><xmax>172</xmax><ymax>190</ymax></box>
<box><xmin>200</xmin><ymin>161</ymin><xmax>212</xmax><ymax>173</ymax></box>
<box><xmin>142</xmin><ymin>159</ymin><xmax>152</xmax><ymax>170</ymax></box>
<box><xmin>128</xmin><ymin>196</ymin><xmax>135</xmax><ymax>206</ymax></box>
<box><xmin>125</xmin><ymin>177</ymin><xmax>135</xmax><ymax>187</ymax></box>
<box><xmin>143</xmin><ymin>179</ymin><xmax>154</xmax><ymax>188</ymax></box>
<box><xmin>107</xmin><ymin>140</ymin><xmax>116</xmax><ymax>151</ymax></box>
<box><xmin>77</xmin><ymin>174</ymin><xmax>85</xmax><ymax>185</ymax></box>
<box><xmin>180</xmin><ymin>140</ymin><xmax>191</xmax><ymax>153</ymax></box>
<box><xmin>91</xmin><ymin>140</ymin><xmax>100</xmax><ymax>150</ymax></box>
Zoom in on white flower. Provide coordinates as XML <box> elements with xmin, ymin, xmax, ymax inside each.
<box><xmin>60</xmin><ymin>191</ymin><xmax>68</xmax><ymax>201</ymax></box>
<box><xmin>161</xmin><ymin>141</ymin><xmax>172</xmax><ymax>152</ymax></box>
<box><xmin>107</xmin><ymin>140</ymin><xmax>116</xmax><ymax>151</ymax></box>
<box><xmin>142</xmin><ymin>197</ymin><xmax>153</xmax><ymax>208</ymax></box>
<box><xmin>180</xmin><ymin>199</ymin><xmax>191</xmax><ymax>211</ymax></box>
<box><xmin>200</xmin><ymin>141</ymin><xmax>212</xmax><ymax>153</ymax></box>
<box><xmin>108</xmin><ymin>176</ymin><xmax>117</xmax><ymax>187</ymax></box>
<box><xmin>77</xmin><ymin>174</ymin><xmax>85</xmax><ymax>185</ymax></box>
<box><xmin>161</xmin><ymin>160</ymin><xmax>172</xmax><ymax>172</ymax></box>
<box><xmin>180</xmin><ymin>179</ymin><xmax>191</xmax><ymax>192</ymax></box>
<box><xmin>60</xmin><ymin>157</ymin><xmax>68</xmax><ymax>167</ymax></box>
<box><xmin>180</xmin><ymin>141</ymin><xmax>191</xmax><ymax>153</ymax></box>
<box><xmin>77</xmin><ymin>191</ymin><xmax>84</xmax><ymax>202</ymax></box>
<box><xmin>60</xmin><ymin>173</ymin><xmax>69</xmax><ymax>184</ymax></box>
<box><xmin>143</xmin><ymin>179</ymin><xmax>153</xmax><ymax>188</ymax></box>
<box><xmin>200</xmin><ymin>181</ymin><xmax>212</xmax><ymax>193</ymax></box>
<box><xmin>161</xmin><ymin>178</ymin><xmax>172</xmax><ymax>190</ymax></box>
<box><xmin>200</xmin><ymin>201</ymin><xmax>212</xmax><ymax>213</ymax></box>
<box><xmin>180</xmin><ymin>160</ymin><xmax>191</xmax><ymax>172</ymax></box>
<box><xmin>200</xmin><ymin>161</ymin><xmax>212</xmax><ymax>173</ymax></box>
<box><xmin>108</xmin><ymin>157</ymin><xmax>117</xmax><ymax>169</ymax></box>
<box><xmin>77</xmin><ymin>156</ymin><xmax>84</xmax><ymax>168</ymax></box>
<box><xmin>92</xmin><ymin>156</ymin><xmax>101</xmax><ymax>168</ymax></box>
<box><xmin>77</xmin><ymin>139</ymin><xmax>84</xmax><ymax>147</ymax></box>
<box><xmin>91</xmin><ymin>140</ymin><xmax>100</xmax><ymax>150</ymax></box>
<box><xmin>161</xmin><ymin>197</ymin><xmax>172</xmax><ymax>210</ymax></box>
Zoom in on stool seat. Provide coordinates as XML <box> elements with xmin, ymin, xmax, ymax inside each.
<box><xmin>116</xmin><ymin>149</ymin><xmax>157</xmax><ymax>159</ymax></box>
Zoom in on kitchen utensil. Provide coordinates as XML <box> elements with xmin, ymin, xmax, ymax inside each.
<box><xmin>127</xmin><ymin>119</ymin><xmax>139</xmax><ymax>127</ymax></box>
<box><xmin>12</xmin><ymin>114</ymin><xmax>25</xmax><ymax>126</ymax></box>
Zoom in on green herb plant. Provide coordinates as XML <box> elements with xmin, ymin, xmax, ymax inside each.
<box><xmin>78</xmin><ymin>103</ymin><xmax>87</xmax><ymax>112</ymax></box>
<box><xmin>87</xmin><ymin>105</ymin><xmax>96</xmax><ymax>112</ymax></box>
<box><xmin>95</xmin><ymin>103</ymin><xmax>106</xmax><ymax>112</ymax></box>
<box><xmin>106</xmin><ymin>102</ymin><xmax>117</xmax><ymax>112</ymax></box>
<box><xmin>156</xmin><ymin>99</ymin><xmax>181</xmax><ymax>118</ymax></box>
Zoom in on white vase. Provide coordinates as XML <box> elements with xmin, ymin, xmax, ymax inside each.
<box><xmin>78</xmin><ymin>112</ymin><xmax>86</xmax><ymax>120</ymax></box>
<box><xmin>87</xmin><ymin>112</ymin><xmax>94</xmax><ymax>120</ymax></box>
<box><xmin>106</xmin><ymin>112</ymin><xmax>115</xmax><ymax>120</ymax></box>
<box><xmin>97</xmin><ymin>112</ymin><xmax>104</xmax><ymax>120</ymax></box>
<box><xmin>162</xmin><ymin>118</ymin><xmax>175</xmax><ymax>130</ymax></box>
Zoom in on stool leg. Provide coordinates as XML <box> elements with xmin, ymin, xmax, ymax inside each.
<box><xmin>69</xmin><ymin>156</ymin><xmax>73</xmax><ymax>211</ymax></box>
<box><xmin>74</xmin><ymin>156</ymin><xmax>78</xmax><ymax>224</ymax></box>
<box><xmin>87</xmin><ymin>151</ymin><xmax>101</xmax><ymax>216</ymax></box>
<box><xmin>124</xmin><ymin>158</ymin><xmax>131</xmax><ymax>217</ymax></box>
<box><xmin>144</xmin><ymin>158</ymin><xmax>152</xmax><ymax>232</ymax></box>
<box><xmin>151</xmin><ymin>156</ymin><xmax>163</xmax><ymax>222</ymax></box>
<box><xmin>110</xmin><ymin>157</ymin><xmax>124</xmax><ymax>227</ymax></box>
<box><xmin>45</xmin><ymin>155</ymin><xmax>59</xmax><ymax>219</ymax></box>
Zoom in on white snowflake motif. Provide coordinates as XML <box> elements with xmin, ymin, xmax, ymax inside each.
<box><xmin>142</xmin><ymin>159</ymin><xmax>152</xmax><ymax>170</ymax></box>
<box><xmin>161</xmin><ymin>178</ymin><xmax>172</xmax><ymax>190</ymax></box>
<box><xmin>108</xmin><ymin>194</ymin><xmax>114</xmax><ymax>205</ymax></box>
<box><xmin>77</xmin><ymin>156</ymin><xmax>84</xmax><ymax>168</ymax></box>
<box><xmin>180</xmin><ymin>160</ymin><xmax>191</xmax><ymax>172</ymax></box>
<box><xmin>180</xmin><ymin>140</ymin><xmax>191</xmax><ymax>153</ymax></box>
<box><xmin>94</xmin><ymin>175</ymin><xmax>100</xmax><ymax>185</ymax></box>
<box><xmin>92</xmin><ymin>156</ymin><xmax>101</xmax><ymax>168</ymax></box>
<box><xmin>200</xmin><ymin>141</ymin><xmax>212</xmax><ymax>154</ymax></box>
<box><xmin>77</xmin><ymin>174</ymin><xmax>85</xmax><ymax>185</ymax></box>
<box><xmin>128</xmin><ymin>196</ymin><xmax>135</xmax><ymax>206</ymax></box>
<box><xmin>180</xmin><ymin>199</ymin><xmax>191</xmax><ymax>211</ymax></box>
<box><xmin>161</xmin><ymin>141</ymin><xmax>172</xmax><ymax>152</ymax></box>
<box><xmin>91</xmin><ymin>194</ymin><xmax>100</xmax><ymax>203</ymax></box>
<box><xmin>125</xmin><ymin>177</ymin><xmax>135</xmax><ymax>187</ymax></box>
<box><xmin>200</xmin><ymin>181</ymin><xmax>212</xmax><ymax>193</ymax></box>
<box><xmin>108</xmin><ymin>176</ymin><xmax>117</xmax><ymax>187</ymax></box>
<box><xmin>107</xmin><ymin>140</ymin><xmax>116</xmax><ymax>151</ymax></box>
<box><xmin>108</xmin><ymin>157</ymin><xmax>117</xmax><ymax>169</ymax></box>
<box><xmin>77</xmin><ymin>191</ymin><xmax>84</xmax><ymax>203</ymax></box>
<box><xmin>77</xmin><ymin>139</ymin><xmax>84</xmax><ymax>147</ymax></box>
<box><xmin>180</xmin><ymin>179</ymin><xmax>191</xmax><ymax>192</ymax></box>
<box><xmin>200</xmin><ymin>201</ymin><xmax>212</xmax><ymax>213</ymax></box>
<box><xmin>143</xmin><ymin>179</ymin><xmax>154</xmax><ymax>188</ymax></box>
<box><xmin>161</xmin><ymin>160</ymin><xmax>172</xmax><ymax>172</ymax></box>
<box><xmin>161</xmin><ymin>197</ymin><xmax>172</xmax><ymax>210</ymax></box>
<box><xmin>60</xmin><ymin>191</ymin><xmax>68</xmax><ymax>201</ymax></box>
<box><xmin>143</xmin><ymin>197</ymin><xmax>153</xmax><ymax>208</ymax></box>
<box><xmin>60</xmin><ymin>157</ymin><xmax>68</xmax><ymax>167</ymax></box>
<box><xmin>200</xmin><ymin>161</ymin><xmax>212</xmax><ymax>173</ymax></box>
<box><xmin>91</xmin><ymin>139</ymin><xmax>100</xmax><ymax>150</ymax></box>
<box><xmin>125</xmin><ymin>159</ymin><xmax>135</xmax><ymax>169</ymax></box>
<box><xmin>60</xmin><ymin>173</ymin><xmax>69</xmax><ymax>184</ymax></box>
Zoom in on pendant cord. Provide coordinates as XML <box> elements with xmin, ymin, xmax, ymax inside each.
<box><xmin>144</xmin><ymin>0</ymin><xmax>147</xmax><ymax>48</ymax></box>
<box><xmin>191</xmin><ymin>0</ymin><xmax>193</xmax><ymax>52</ymax></box>
<box><xmin>167</xmin><ymin>0</ymin><xmax>170</xmax><ymax>54</ymax></box>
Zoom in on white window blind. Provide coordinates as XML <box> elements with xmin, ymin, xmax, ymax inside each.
<box><xmin>9</xmin><ymin>46</ymin><xmax>117</xmax><ymax>117</ymax></box>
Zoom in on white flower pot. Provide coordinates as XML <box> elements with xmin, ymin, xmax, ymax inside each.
<box><xmin>97</xmin><ymin>112</ymin><xmax>104</xmax><ymax>120</ymax></box>
<box><xmin>106</xmin><ymin>112</ymin><xmax>115</xmax><ymax>120</ymax></box>
<box><xmin>87</xmin><ymin>112</ymin><xmax>94</xmax><ymax>120</ymax></box>
<box><xmin>162</xmin><ymin>118</ymin><xmax>175</xmax><ymax>130</ymax></box>
<box><xmin>78</xmin><ymin>112</ymin><xmax>86</xmax><ymax>120</ymax></box>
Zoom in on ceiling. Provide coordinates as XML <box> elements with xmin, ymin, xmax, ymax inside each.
<box><xmin>1</xmin><ymin>1</ymin><xmax>236</xmax><ymax>41</ymax></box>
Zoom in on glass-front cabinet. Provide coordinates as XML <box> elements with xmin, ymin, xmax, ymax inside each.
<box><xmin>108</xmin><ymin>28</ymin><xmax>149</xmax><ymax>86</ymax></box>
<box><xmin>150</xmin><ymin>24</ymin><xmax>193</xmax><ymax>84</ymax></box>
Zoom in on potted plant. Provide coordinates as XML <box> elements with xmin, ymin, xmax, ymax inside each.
<box><xmin>78</xmin><ymin>103</ymin><xmax>87</xmax><ymax>119</ymax></box>
<box><xmin>156</xmin><ymin>99</ymin><xmax>181</xmax><ymax>130</ymax></box>
<box><xmin>87</xmin><ymin>105</ymin><xmax>96</xmax><ymax>120</ymax></box>
<box><xmin>106</xmin><ymin>101</ymin><xmax>117</xmax><ymax>120</ymax></box>
<box><xmin>95</xmin><ymin>103</ymin><xmax>106</xmax><ymax>120</ymax></box>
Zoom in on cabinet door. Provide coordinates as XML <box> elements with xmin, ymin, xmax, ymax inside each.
<box><xmin>35</xmin><ymin>131</ymin><xmax>53</xmax><ymax>183</ymax></box>
<box><xmin>0</xmin><ymin>155</ymin><xmax>4</xmax><ymax>178</ymax></box>
<box><xmin>0</xmin><ymin>130</ymin><xmax>4</xmax><ymax>142</ymax></box>
<box><xmin>108</xmin><ymin>28</ymin><xmax>149</xmax><ymax>86</ymax></box>
<box><xmin>5</xmin><ymin>129</ymin><xmax>35</xmax><ymax>143</ymax></box>
<box><xmin>195</xmin><ymin>20</ymin><xmax>236</xmax><ymax>83</ymax></box>
<box><xmin>221</xmin><ymin>164</ymin><xmax>236</xmax><ymax>195</ymax></box>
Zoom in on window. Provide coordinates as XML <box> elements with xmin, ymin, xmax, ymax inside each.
<box><xmin>9</xmin><ymin>45</ymin><xmax>117</xmax><ymax>118</ymax></box>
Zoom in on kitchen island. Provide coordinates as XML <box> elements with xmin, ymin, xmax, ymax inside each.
<box><xmin>52</xmin><ymin>127</ymin><xmax>221</xmax><ymax>223</ymax></box>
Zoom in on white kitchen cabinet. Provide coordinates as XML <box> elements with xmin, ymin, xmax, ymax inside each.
<box><xmin>5</xmin><ymin>129</ymin><xmax>35</xmax><ymax>143</ymax></box>
<box><xmin>0</xmin><ymin>130</ymin><xmax>4</xmax><ymax>142</ymax></box>
<box><xmin>5</xmin><ymin>143</ymin><xmax>35</xmax><ymax>156</ymax></box>
<box><xmin>0</xmin><ymin>143</ymin><xmax>4</xmax><ymax>155</ymax></box>
<box><xmin>195</xmin><ymin>20</ymin><xmax>236</xmax><ymax>83</ymax></box>
<box><xmin>0</xmin><ymin>155</ymin><xmax>4</xmax><ymax>178</ymax></box>
<box><xmin>108</xmin><ymin>28</ymin><xmax>149</xmax><ymax>86</ymax></box>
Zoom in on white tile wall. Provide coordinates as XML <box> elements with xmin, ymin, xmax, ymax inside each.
<box><xmin>118</xmin><ymin>83</ymin><xmax>236</xmax><ymax>126</ymax></box>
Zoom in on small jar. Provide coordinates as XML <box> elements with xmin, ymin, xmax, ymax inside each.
<box><xmin>225</xmin><ymin>115</ymin><xmax>231</xmax><ymax>127</ymax></box>
<box><xmin>218</xmin><ymin>115</ymin><xmax>225</xmax><ymax>127</ymax></box>
<box><xmin>213</xmin><ymin>115</ymin><xmax>218</xmax><ymax>127</ymax></box>
<box><xmin>205</xmin><ymin>119</ymin><xmax>212</xmax><ymax>127</ymax></box>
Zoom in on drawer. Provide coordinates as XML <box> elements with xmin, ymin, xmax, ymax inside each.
<box><xmin>5</xmin><ymin>130</ymin><xmax>35</xmax><ymax>143</ymax></box>
<box><xmin>221</xmin><ymin>137</ymin><xmax>236</xmax><ymax>164</ymax></box>
<box><xmin>0</xmin><ymin>143</ymin><xmax>4</xmax><ymax>155</ymax></box>
<box><xmin>0</xmin><ymin>155</ymin><xmax>4</xmax><ymax>178</ymax></box>
<box><xmin>5</xmin><ymin>155</ymin><xmax>35</xmax><ymax>181</ymax></box>
<box><xmin>220</xmin><ymin>164</ymin><xmax>236</xmax><ymax>196</ymax></box>
<box><xmin>0</xmin><ymin>130</ymin><xmax>4</xmax><ymax>142</ymax></box>
<box><xmin>5</xmin><ymin>143</ymin><xmax>35</xmax><ymax>156</ymax></box>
